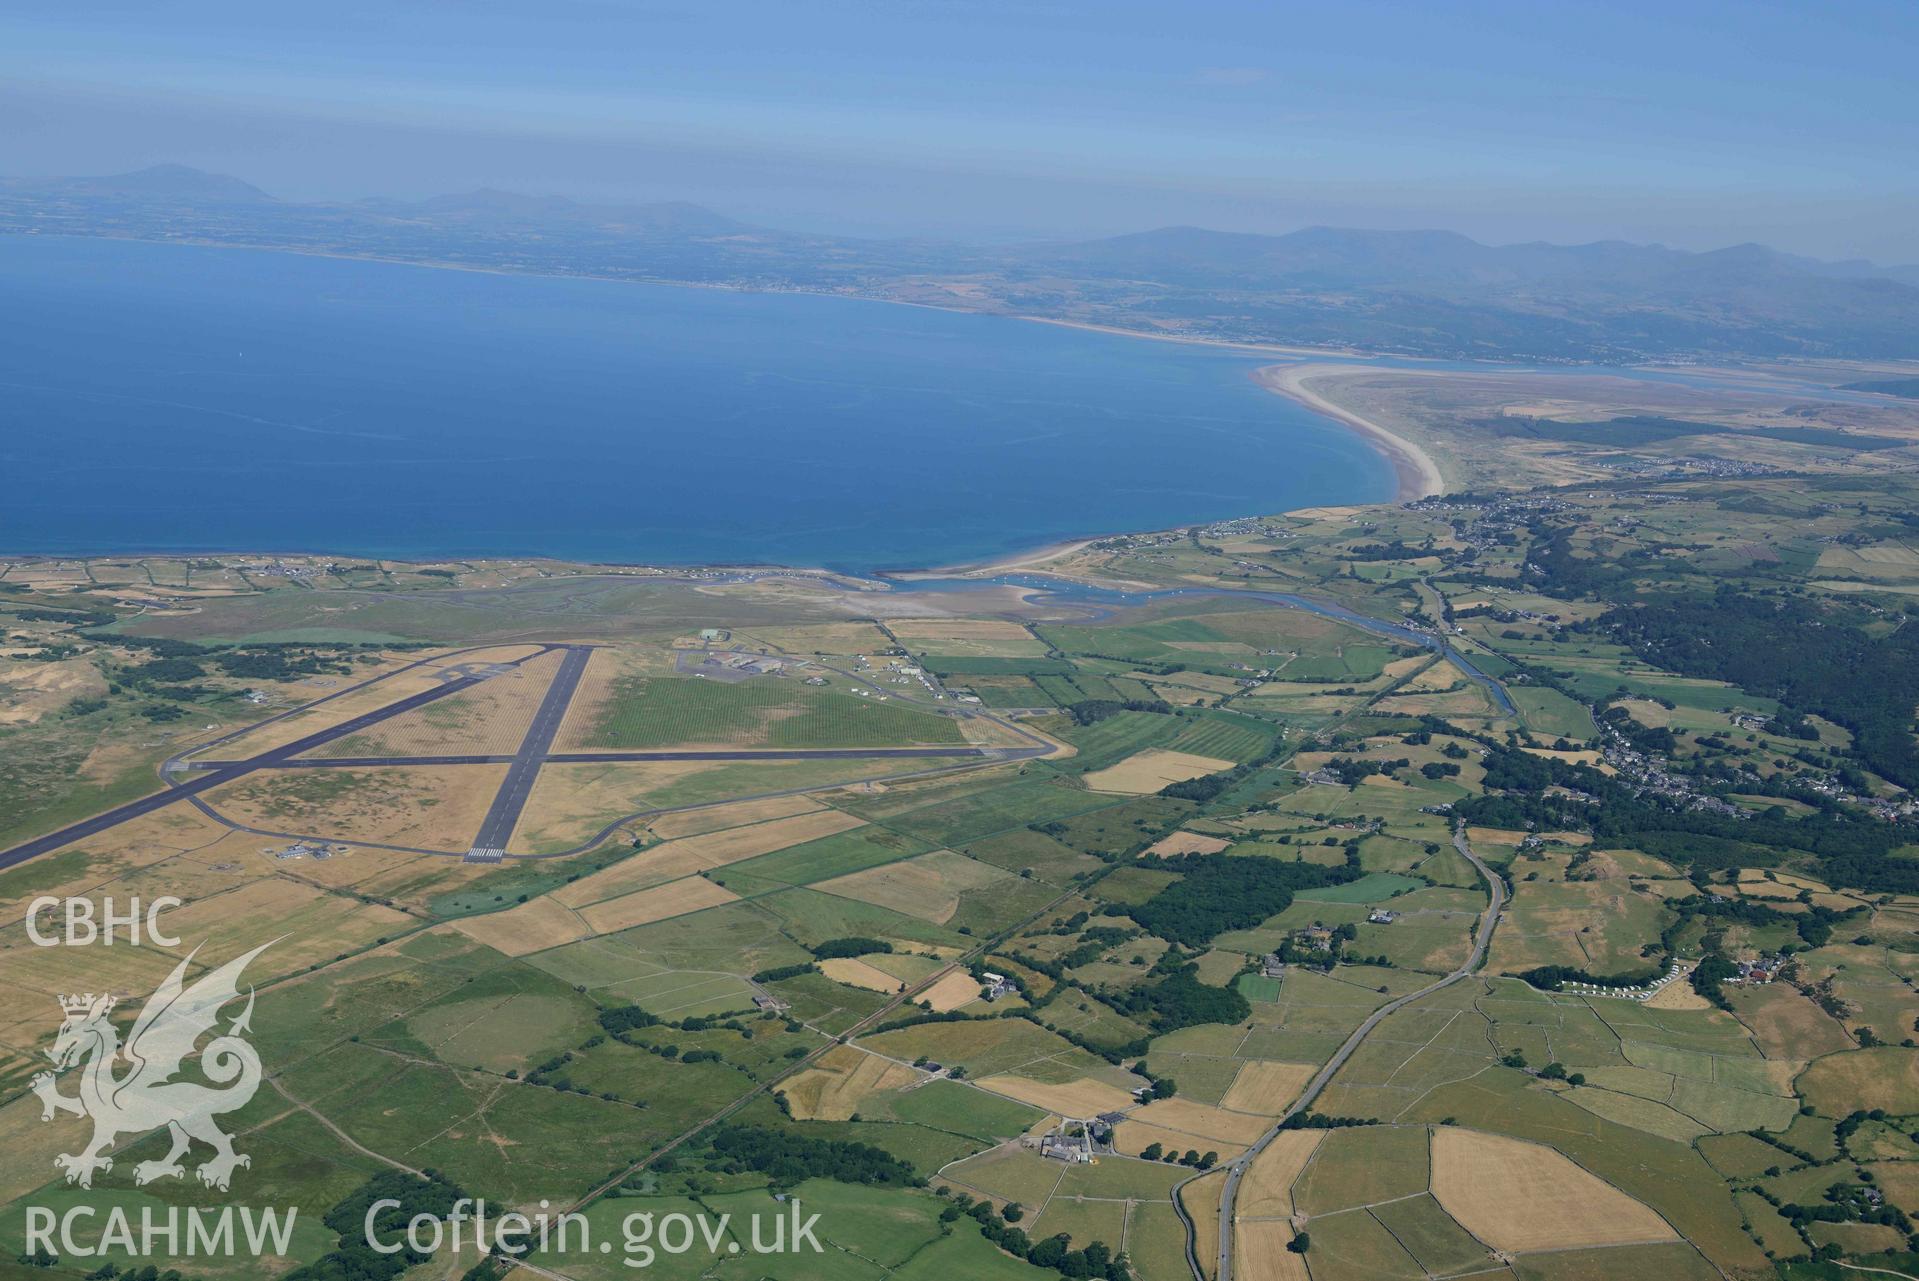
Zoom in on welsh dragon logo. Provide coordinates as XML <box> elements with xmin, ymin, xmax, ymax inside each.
<box><xmin>32</xmin><ymin>941</ymin><xmax>272</xmax><ymax>1191</ymax></box>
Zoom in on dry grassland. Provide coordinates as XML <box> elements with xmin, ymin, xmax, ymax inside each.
<box><xmin>1115</xmin><ymin>1120</ymin><xmax>1249</xmax><ymax>1161</ymax></box>
<box><xmin>1234</xmin><ymin>1221</ymin><xmax>1310</xmax><ymax>1281</ymax></box>
<box><xmin>643</xmin><ymin>794</ymin><xmax>824</xmax><ymax>841</ymax></box>
<box><xmin>0</xmin><ymin>656</ymin><xmax>107</xmax><ymax>726</ymax></box>
<box><xmin>1521</xmin><ymin>747</ymin><xmax>1604</xmax><ymax>766</ymax></box>
<box><xmin>815</xmin><ymin>849</ymin><xmax>1008</xmax><ymax>923</ymax></box>
<box><xmin>508</xmin><ymin>761</ymin><xmax>717</xmax><ymax>853</ymax></box>
<box><xmin>576</xmin><ymin>876</ymin><xmax>741</xmax><ymax>934</ymax></box>
<box><xmin>1145</xmin><ymin>831</ymin><xmax>1233</xmax><ymax>857</ymax></box>
<box><xmin>1728</xmin><ymin>984</ymin><xmax>1855</xmax><ymax>1059</ymax></box>
<box><xmin>146</xmin><ymin>876</ymin><xmax>413</xmax><ymax>976</ymax></box>
<box><xmin>0</xmin><ymin>1092</ymin><xmax>88</xmax><ymax>1206</ymax></box>
<box><xmin>1129</xmin><ymin>1098</ymin><xmax>1275</xmax><ymax>1146</ymax></box>
<box><xmin>888</xmin><ymin>619</ymin><xmax>1047</xmax><ymax>657</ymax></box>
<box><xmin>197</xmin><ymin>666</ymin><xmax>463</xmax><ymax>757</ymax></box>
<box><xmin>0</xmin><ymin>805</ymin><xmax>237</xmax><ymax>920</ymax></box>
<box><xmin>1237</xmin><ymin>1129</ymin><xmax>1323</xmax><ymax>1219</ymax></box>
<box><xmin>821</xmin><ymin>956</ymin><xmax>907</xmax><ymax>993</ymax></box>
<box><xmin>206</xmin><ymin>764</ymin><xmax>508</xmax><ymax>853</ymax></box>
<box><xmin>780</xmin><ymin>1045</ymin><xmax>920</xmax><ymax>1120</ymax></box>
<box><xmin>744</xmin><ymin>622</ymin><xmax>895</xmax><ymax>653</ymax></box>
<box><xmin>449</xmin><ymin>896</ymin><xmax>595</xmax><ymax>957</ymax></box>
<box><xmin>555</xmin><ymin>809</ymin><xmax>865</xmax><ymax>907</ymax></box>
<box><xmin>976</xmin><ymin>1075</ymin><xmax>1138</xmax><ymax>1117</ymax></box>
<box><xmin>1643</xmin><ymin>973</ymin><xmax>1713</xmax><ymax>1011</ymax></box>
<box><xmin>550</xmin><ymin>646</ymin><xmax>625</xmax><ymax>751</ymax></box>
<box><xmin>918</xmin><ymin>969</ymin><xmax>986</xmax><ymax>1012</ymax></box>
<box><xmin>310</xmin><ymin>650</ymin><xmax>561</xmax><ymax>758</ymax></box>
<box><xmin>1219</xmin><ymin>1061</ymin><xmax>1316</xmax><ymax>1115</ymax></box>
<box><xmin>1083</xmin><ymin>749</ymin><xmax>1235</xmax><ymax>795</ymax></box>
<box><xmin>1430</xmin><ymin>1127</ymin><xmax>1678</xmax><ymax>1253</ymax></box>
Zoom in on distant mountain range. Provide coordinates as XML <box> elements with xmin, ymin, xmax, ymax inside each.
<box><xmin>3</xmin><ymin>164</ymin><xmax>1915</xmax><ymax>363</ymax></box>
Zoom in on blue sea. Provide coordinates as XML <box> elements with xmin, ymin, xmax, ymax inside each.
<box><xmin>0</xmin><ymin>236</ymin><xmax>1394</xmax><ymax>571</ymax></box>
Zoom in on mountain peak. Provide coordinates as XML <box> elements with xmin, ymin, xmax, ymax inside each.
<box><xmin>61</xmin><ymin>164</ymin><xmax>273</xmax><ymax>204</ymax></box>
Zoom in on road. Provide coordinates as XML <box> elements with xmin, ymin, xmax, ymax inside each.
<box><xmin>1194</xmin><ymin>823</ymin><xmax>1506</xmax><ymax>1281</ymax></box>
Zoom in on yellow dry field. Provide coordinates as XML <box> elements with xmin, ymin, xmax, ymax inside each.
<box><xmin>742</xmin><ymin>622</ymin><xmax>894</xmax><ymax>654</ymax></box>
<box><xmin>643</xmin><ymin>794</ymin><xmax>825</xmax><ymax>841</ymax></box>
<box><xmin>887</xmin><ymin>619</ymin><xmax>1048</xmax><ymax>656</ymax></box>
<box><xmin>1521</xmin><ymin>747</ymin><xmax>1604</xmax><ymax>766</ymax></box>
<box><xmin>555</xmin><ymin>809</ymin><xmax>865</xmax><ymax>907</ymax></box>
<box><xmin>1429</xmin><ymin>1128</ymin><xmax>1678</xmax><ymax>1253</ymax></box>
<box><xmin>1736</xmin><ymin>869</ymin><xmax>1864</xmax><ymax>912</ymax></box>
<box><xmin>0</xmin><ymin>933</ymin><xmax>207</xmax><ymax>1059</ymax></box>
<box><xmin>0</xmin><ymin>1091</ymin><xmax>88</xmax><ymax>1207</ymax></box>
<box><xmin>1115</xmin><ymin>1120</ymin><xmax>1249</xmax><ymax>1161</ymax></box>
<box><xmin>1129</xmin><ymin>1098</ymin><xmax>1274</xmax><ymax>1146</ymax></box>
<box><xmin>1237</xmin><ymin>1129</ymin><xmax>1323</xmax><ymax>1218</ymax></box>
<box><xmin>1234</xmin><ymin>1221</ymin><xmax>1310</xmax><ymax>1281</ymax></box>
<box><xmin>1145</xmin><ymin>831</ymin><xmax>1233</xmax><ymax>857</ymax></box>
<box><xmin>1219</xmin><ymin>1061</ymin><xmax>1316</xmax><ymax>1115</ymax></box>
<box><xmin>814</xmin><ymin>850</ymin><xmax>1009</xmax><ymax>923</ymax></box>
<box><xmin>0</xmin><ymin>804</ymin><xmax>236</xmax><ymax>920</ymax></box>
<box><xmin>269</xmin><ymin>844</ymin><xmax>491</xmax><ymax>909</ymax></box>
<box><xmin>1643</xmin><ymin>971</ymin><xmax>1713</xmax><ymax>1011</ymax></box>
<box><xmin>889</xmin><ymin>619</ymin><xmax>1033</xmax><ymax>642</ymax></box>
<box><xmin>204</xmin><ymin>764</ymin><xmax>508</xmax><ymax>853</ymax></box>
<box><xmin>1464</xmin><ymin>826</ymin><xmax>1528</xmax><ymax>847</ymax></box>
<box><xmin>306</xmin><ymin>650</ymin><xmax>561</xmax><ymax>758</ymax></box>
<box><xmin>1616</xmin><ymin>697</ymin><xmax>1673</xmax><ymax>729</ymax></box>
<box><xmin>449</xmin><ymin>896</ymin><xmax>595</xmax><ymax>957</ymax></box>
<box><xmin>146</xmin><ymin>875</ymin><xmax>414</xmax><ymax>977</ymax></box>
<box><xmin>821</xmin><ymin>956</ymin><xmax>907</xmax><ymax>993</ymax></box>
<box><xmin>975</xmin><ymin>1075</ymin><xmax>1138</xmax><ymax>1117</ymax></box>
<box><xmin>1083</xmin><ymin>749</ymin><xmax>1235</xmax><ymax>795</ymax></box>
<box><xmin>1401</xmin><ymin>662</ymin><xmax>1467</xmax><ymax>692</ymax></box>
<box><xmin>918</xmin><ymin>969</ymin><xmax>985</xmax><ymax>1012</ymax></box>
<box><xmin>508</xmin><ymin>761</ymin><xmax>715</xmax><ymax>853</ymax></box>
<box><xmin>576</xmin><ymin>876</ymin><xmax>741</xmax><ymax>934</ymax></box>
<box><xmin>0</xmin><ymin>656</ymin><xmax>107</xmax><ymax>726</ymax></box>
<box><xmin>1144</xmin><ymin>671</ymin><xmax>1253</xmax><ymax>698</ymax></box>
<box><xmin>1373</xmin><ymin>686</ymin><xmax>1501</xmax><ymax>717</ymax></box>
<box><xmin>194</xmin><ymin>664</ymin><xmax>466</xmax><ymax>757</ymax></box>
<box><xmin>780</xmin><ymin>1045</ymin><xmax>920</xmax><ymax>1121</ymax></box>
<box><xmin>550</xmin><ymin>646</ymin><xmax>675</xmax><ymax>751</ymax></box>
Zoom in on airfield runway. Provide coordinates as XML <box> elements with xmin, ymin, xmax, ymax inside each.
<box><xmin>0</xmin><ymin>641</ymin><xmax>1048</xmax><ymax>870</ymax></box>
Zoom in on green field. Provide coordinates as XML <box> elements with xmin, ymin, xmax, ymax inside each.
<box><xmin>584</xmin><ymin>673</ymin><xmax>966</xmax><ymax>748</ymax></box>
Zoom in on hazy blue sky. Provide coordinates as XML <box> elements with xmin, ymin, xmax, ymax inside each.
<box><xmin>2</xmin><ymin>0</ymin><xmax>1914</xmax><ymax>260</ymax></box>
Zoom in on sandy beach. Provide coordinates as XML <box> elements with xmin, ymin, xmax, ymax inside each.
<box><xmin>1254</xmin><ymin>364</ymin><xmax>1446</xmax><ymax>500</ymax></box>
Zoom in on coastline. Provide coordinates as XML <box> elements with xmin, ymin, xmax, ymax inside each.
<box><xmin>1253</xmin><ymin>364</ymin><xmax>1445</xmax><ymax>501</ymax></box>
<box><xmin>2</xmin><ymin>232</ymin><xmax>1448</xmax><ymax>581</ymax></box>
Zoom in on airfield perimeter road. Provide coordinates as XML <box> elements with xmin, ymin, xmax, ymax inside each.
<box><xmin>1189</xmin><ymin>823</ymin><xmax>1507</xmax><ymax>1281</ymax></box>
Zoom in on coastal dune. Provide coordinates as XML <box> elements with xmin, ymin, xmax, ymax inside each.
<box><xmin>1254</xmin><ymin>364</ymin><xmax>1445</xmax><ymax>501</ymax></box>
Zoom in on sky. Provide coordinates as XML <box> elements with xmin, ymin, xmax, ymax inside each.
<box><xmin>1</xmin><ymin>0</ymin><xmax>1915</xmax><ymax>261</ymax></box>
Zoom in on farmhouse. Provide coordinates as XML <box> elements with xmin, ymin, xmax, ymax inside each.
<box><xmin>1040</xmin><ymin>1127</ymin><xmax>1094</xmax><ymax>1163</ymax></box>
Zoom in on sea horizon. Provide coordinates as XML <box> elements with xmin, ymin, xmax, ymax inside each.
<box><xmin>0</xmin><ymin>235</ymin><xmax>1399</xmax><ymax>573</ymax></box>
